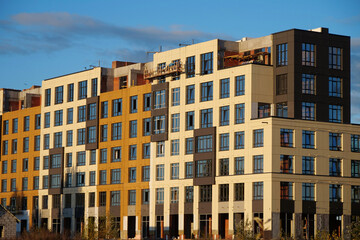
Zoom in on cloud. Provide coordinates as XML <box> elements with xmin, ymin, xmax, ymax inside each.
<box><xmin>0</xmin><ymin>12</ymin><xmax>226</xmax><ymax>55</ymax></box>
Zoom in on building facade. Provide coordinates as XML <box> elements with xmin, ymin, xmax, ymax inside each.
<box><xmin>1</xmin><ymin>27</ymin><xmax>359</xmax><ymax>239</ymax></box>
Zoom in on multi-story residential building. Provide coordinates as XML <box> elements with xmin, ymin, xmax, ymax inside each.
<box><xmin>0</xmin><ymin>27</ymin><xmax>359</xmax><ymax>240</ymax></box>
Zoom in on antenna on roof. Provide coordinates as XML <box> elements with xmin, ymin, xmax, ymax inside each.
<box><xmin>179</xmin><ymin>39</ymin><xmax>195</xmax><ymax>47</ymax></box>
<box><xmin>146</xmin><ymin>45</ymin><xmax>162</xmax><ymax>57</ymax></box>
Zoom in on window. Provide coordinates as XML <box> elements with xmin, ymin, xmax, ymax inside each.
<box><xmin>12</xmin><ymin>139</ymin><xmax>17</xmax><ymax>154</ymax></box>
<box><xmin>302</xmin><ymin>102</ymin><xmax>315</xmax><ymax>120</ymax></box>
<box><xmin>50</xmin><ymin>174</ymin><xmax>61</xmax><ymax>188</ymax></box>
<box><xmin>99</xmin><ymin>192</ymin><xmax>106</xmax><ymax>206</ymax></box>
<box><xmin>100</xmin><ymin>125</ymin><xmax>108</xmax><ymax>142</ymax></box>
<box><xmin>44</xmin><ymin>112</ymin><xmax>50</xmax><ymax>128</ymax></box>
<box><xmin>43</xmin><ymin>175</ymin><xmax>48</xmax><ymax>189</ymax></box>
<box><xmin>186</xmin><ymin>111</ymin><xmax>194</xmax><ymax>130</ymax></box>
<box><xmin>111</xmin><ymin>169</ymin><xmax>121</xmax><ymax>184</ymax></box>
<box><xmin>329</xmin><ymin>105</ymin><xmax>342</xmax><ymax>123</ymax></box>
<box><xmin>22</xmin><ymin>177</ymin><xmax>28</xmax><ymax>190</ymax></box>
<box><xmin>88</xmin><ymin>103</ymin><xmax>97</xmax><ymax>120</ymax></box>
<box><xmin>276</xmin><ymin>74</ymin><xmax>287</xmax><ymax>95</ymax></box>
<box><xmin>142</xmin><ymin>166</ymin><xmax>150</xmax><ymax>182</ymax></box>
<box><xmin>34</xmin><ymin>157</ymin><xmax>40</xmax><ymax>170</ymax></box>
<box><xmin>33</xmin><ymin>177</ymin><xmax>39</xmax><ymax>190</ymax></box>
<box><xmin>329</xmin><ymin>158</ymin><xmax>341</xmax><ymax>177</ymax></box>
<box><xmin>171</xmin><ymin>139</ymin><xmax>180</xmax><ymax>156</ymax></box>
<box><xmin>99</xmin><ymin>170</ymin><xmax>107</xmax><ymax>185</ymax></box>
<box><xmin>234</xmin><ymin>104</ymin><xmax>245</xmax><ymax>125</ymax></box>
<box><xmin>281</xmin><ymin>182</ymin><xmax>293</xmax><ymax>200</ymax></box>
<box><xmin>130</xmin><ymin>96</ymin><xmax>138</xmax><ymax>113</ymax></box>
<box><xmin>76</xmin><ymin>172</ymin><xmax>85</xmax><ymax>187</ymax></box>
<box><xmin>196</xmin><ymin>135</ymin><xmax>213</xmax><ymax>153</ymax></box>
<box><xmin>171</xmin><ymin>163</ymin><xmax>179</xmax><ymax>180</ymax></box>
<box><xmin>3</xmin><ymin>120</ymin><xmax>9</xmax><ymax>135</ymax></box>
<box><xmin>258</xmin><ymin>103</ymin><xmax>270</xmax><ymax>118</ymax></box>
<box><xmin>42</xmin><ymin>134</ymin><xmax>49</xmax><ymax>151</ymax></box>
<box><xmin>302</xmin><ymin>43</ymin><xmax>315</xmax><ymax>66</ymax></box>
<box><xmin>65</xmin><ymin>173</ymin><xmax>72</xmax><ymax>188</ymax></box>
<box><xmin>100</xmin><ymin>148</ymin><xmax>107</xmax><ymax>163</ymax></box>
<box><xmin>302</xmin><ymin>130</ymin><xmax>315</xmax><ymax>149</ymax></box>
<box><xmin>172</xmin><ymin>88</ymin><xmax>180</xmax><ymax>106</ymax></box>
<box><xmin>330</xmin><ymin>184</ymin><xmax>342</xmax><ymax>202</ymax></box>
<box><xmin>111</xmin><ymin>122</ymin><xmax>122</xmax><ymax>140</ymax></box>
<box><xmin>157</xmin><ymin>62</ymin><xmax>166</xmax><ymax>82</ymax></box>
<box><xmin>352</xmin><ymin>135</ymin><xmax>360</xmax><ymax>152</ymax></box>
<box><xmin>43</xmin><ymin>156</ymin><xmax>49</xmax><ymax>170</ymax></box>
<box><xmin>34</xmin><ymin>135</ymin><xmax>40</xmax><ymax>151</ymax></box>
<box><xmin>89</xmin><ymin>192</ymin><xmax>95</xmax><ymax>207</ymax></box>
<box><xmin>11</xmin><ymin>159</ymin><xmax>16</xmax><ymax>173</ymax></box>
<box><xmin>111</xmin><ymin>191</ymin><xmax>120</xmax><ymax>206</ymax></box>
<box><xmin>112</xmin><ymin>98</ymin><xmax>122</xmax><ymax>116</ymax></box>
<box><xmin>90</xmin><ymin>150</ymin><xmax>96</xmax><ymax>165</ymax></box>
<box><xmin>156</xmin><ymin>141</ymin><xmax>165</xmax><ymax>157</ymax></box>
<box><xmin>91</xmin><ymin>78</ymin><xmax>97</xmax><ymax>97</ymax></box>
<box><xmin>108</xmin><ymin>147</ymin><xmax>120</xmax><ymax>163</ymax></box>
<box><xmin>66</xmin><ymin>153</ymin><xmax>72</xmax><ymax>167</ymax></box>
<box><xmin>51</xmin><ymin>154</ymin><xmax>61</xmax><ymax>168</ymax></box>
<box><xmin>55</xmin><ymin>86</ymin><xmax>63</xmax><ymax>104</ymax></box>
<box><xmin>253</xmin><ymin>182</ymin><xmax>263</xmax><ymax>200</ymax></box>
<box><xmin>185</xmin><ymin>138</ymin><xmax>194</xmax><ymax>154</ymax></box>
<box><xmin>142</xmin><ymin>189</ymin><xmax>150</xmax><ymax>204</ymax></box>
<box><xmin>186</xmin><ymin>56</ymin><xmax>195</xmax><ymax>78</ymax></box>
<box><xmin>87</xmin><ymin>126</ymin><xmax>96</xmax><ymax>144</ymax></box>
<box><xmin>329</xmin><ymin>132</ymin><xmax>342</xmax><ymax>151</ymax></box>
<box><xmin>235</xmin><ymin>157</ymin><xmax>244</xmax><ymax>175</ymax></box>
<box><xmin>45</xmin><ymin>88</ymin><xmax>51</xmax><ymax>106</ymax></box>
<box><xmin>77</xmin><ymin>151</ymin><xmax>86</xmax><ymax>166</ymax></box>
<box><xmin>129</xmin><ymin>145</ymin><xmax>137</xmax><ymax>160</ymax></box>
<box><xmin>23</xmin><ymin>137</ymin><xmax>29</xmax><ymax>152</ymax></box>
<box><xmin>143</xmin><ymin>118</ymin><xmax>151</xmax><ymax>136</ymax></box>
<box><xmin>66</xmin><ymin>130</ymin><xmax>73</xmax><ymax>147</ymax></box>
<box><xmin>143</xmin><ymin>143</ymin><xmax>150</xmax><ymax>159</ymax></box>
<box><xmin>219</xmin><ymin>133</ymin><xmax>229</xmax><ymax>151</ymax></box>
<box><xmin>154</xmin><ymin>116</ymin><xmax>165</xmax><ymax>134</ymax></box>
<box><xmin>253</xmin><ymin>155</ymin><xmax>263</xmax><ymax>173</ymax></box>
<box><xmin>89</xmin><ymin>171</ymin><xmax>96</xmax><ymax>186</ymax></box>
<box><xmin>129</xmin><ymin>167</ymin><xmax>136</xmax><ymax>183</ymax></box>
<box><xmin>42</xmin><ymin>196</ymin><xmax>48</xmax><ymax>209</ymax></box>
<box><xmin>54</xmin><ymin>132</ymin><xmax>62</xmax><ymax>148</ymax></box>
<box><xmin>302</xmin><ymin>156</ymin><xmax>314</xmax><ymax>175</ymax></box>
<box><xmin>352</xmin><ymin>186</ymin><xmax>360</xmax><ymax>203</ymax></box>
<box><xmin>329</xmin><ymin>77</ymin><xmax>341</xmax><ymax>97</ymax></box>
<box><xmin>253</xmin><ymin>129</ymin><xmax>264</xmax><ymax>147</ymax></box>
<box><xmin>11</xmin><ymin>178</ymin><xmax>16</xmax><ymax>192</ymax></box>
<box><xmin>77</xmin><ymin>105</ymin><xmax>86</xmax><ymax>122</ymax></box>
<box><xmin>235</xmin><ymin>75</ymin><xmax>245</xmax><ymax>96</ymax></box>
<box><xmin>66</xmin><ymin>108</ymin><xmax>73</xmax><ymax>124</ymax></box>
<box><xmin>171</xmin><ymin>114</ymin><xmax>180</xmax><ymax>132</ymax></box>
<box><xmin>67</xmin><ymin>83</ymin><xmax>74</xmax><ymax>102</ymax></box>
<box><xmin>276</xmin><ymin>43</ymin><xmax>288</xmax><ymax>66</ymax></box>
<box><xmin>12</xmin><ymin>118</ymin><xmax>18</xmax><ymax>133</ymax></box>
<box><xmin>76</xmin><ymin>128</ymin><xmax>85</xmax><ymax>145</ymax></box>
<box><xmin>143</xmin><ymin>93</ymin><xmax>151</xmax><ymax>111</ymax></box>
<box><xmin>220</xmin><ymin>106</ymin><xmax>229</xmax><ymax>126</ymax></box>
<box><xmin>280</xmin><ymin>155</ymin><xmax>293</xmax><ymax>173</ymax></box>
<box><xmin>219</xmin><ymin>184</ymin><xmax>229</xmax><ymax>202</ymax></box>
<box><xmin>201</xmin><ymin>52</ymin><xmax>213</xmax><ymax>74</ymax></box>
<box><xmin>220</xmin><ymin>78</ymin><xmax>230</xmax><ymax>98</ymax></box>
<box><xmin>154</xmin><ymin>90</ymin><xmax>166</xmax><ymax>109</ymax></box>
<box><xmin>24</xmin><ymin>116</ymin><xmax>30</xmax><ymax>131</ymax></box>
<box><xmin>186</xmin><ymin>85</ymin><xmax>195</xmax><ymax>104</ymax></box>
<box><xmin>156</xmin><ymin>188</ymin><xmax>164</xmax><ymax>204</ymax></box>
<box><xmin>128</xmin><ymin>190</ymin><xmax>136</xmax><ymax>205</ymax></box>
<box><xmin>200</xmin><ymin>185</ymin><xmax>212</xmax><ymax>202</ymax></box>
<box><xmin>101</xmin><ymin>101</ymin><xmax>108</xmax><ymax>118</ymax></box>
<box><xmin>200</xmin><ymin>108</ymin><xmax>213</xmax><ymax>128</ymax></box>
<box><xmin>78</xmin><ymin>80</ymin><xmax>87</xmax><ymax>99</ymax></box>
<box><xmin>351</xmin><ymin>160</ymin><xmax>360</xmax><ymax>178</ymax></box>
<box><xmin>130</xmin><ymin>120</ymin><xmax>137</xmax><ymax>138</ymax></box>
<box><xmin>276</xmin><ymin>102</ymin><xmax>288</xmax><ymax>117</ymax></box>
<box><xmin>185</xmin><ymin>186</ymin><xmax>193</xmax><ymax>202</ymax></box>
<box><xmin>156</xmin><ymin>164</ymin><xmax>164</xmax><ymax>181</ymax></box>
<box><xmin>280</xmin><ymin>129</ymin><xmax>293</xmax><ymax>147</ymax></box>
<box><xmin>2</xmin><ymin>141</ymin><xmax>8</xmax><ymax>155</ymax></box>
<box><xmin>302</xmin><ymin>74</ymin><xmax>315</xmax><ymax>94</ymax></box>
<box><xmin>234</xmin><ymin>131</ymin><xmax>245</xmax><ymax>150</ymax></box>
<box><xmin>185</xmin><ymin>162</ymin><xmax>193</xmax><ymax>178</ymax></box>
<box><xmin>329</xmin><ymin>47</ymin><xmax>342</xmax><ymax>70</ymax></box>
<box><xmin>196</xmin><ymin>160</ymin><xmax>212</xmax><ymax>177</ymax></box>
<box><xmin>219</xmin><ymin>158</ymin><xmax>229</xmax><ymax>176</ymax></box>
<box><xmin>234</xmin><ymin>183</ymin><xmax>244</xmax><ymax>201</ymax></box>
<box><xmin>201</xmin><ymin>82</ymin><xmax>213</xmax><ymax>102</ymax></box>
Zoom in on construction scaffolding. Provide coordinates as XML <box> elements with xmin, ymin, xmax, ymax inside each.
<box><xmin>144</xmin><ymin>61</ymin><xmax>183</xmax><ymax>80</ymax></box>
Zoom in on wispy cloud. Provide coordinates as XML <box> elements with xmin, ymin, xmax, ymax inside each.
<box><xmin>0</xmin><ymin>12</ymin><xmax>228</xmax><ymax>55</ymax></box>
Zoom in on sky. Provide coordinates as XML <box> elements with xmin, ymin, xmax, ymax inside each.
<box><xmin>0</xmin><ymin>0</ymin><xmax>360</xmax><ymax>121</ymax></box>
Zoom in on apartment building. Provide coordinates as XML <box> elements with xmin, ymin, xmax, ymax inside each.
<box><xmin>0</xmin><ymin>27</ymin><xmax>359</xmax><ymax>240</ymax></box>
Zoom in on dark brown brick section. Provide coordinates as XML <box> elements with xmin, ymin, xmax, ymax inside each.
<box><xmin>141</xmin><ymin>204</ymin><xmax>149</xmax><ymax>216</ymax></box>
<box><xmin>155</xmin><ymin>204</ymin><xmax>163</xmax><ymax>215</ymax></box>
<box><xmin>329</xmin><ymin>202</ymin><xmax>343</xmax><ymax>215</ymax></box>
<box><xmin>48</xmin><ymin>147</ymin><xmax>64</xmax><ymax>195</ymax></box>
<box><xmin>273</xmin><ymin>28</ymin><xmax>350</xmax><ymax>123</ymax></box>
<box><xmin>151</xmin><ymin>82</ymin><xmax>169</xmax><ymax>142</ymax></box>
<box><xmin>252</xmin><ymin>200</ymin><xmax>263</xmax><ymax>212</ymax></box>
<box><xmin>110</xmin><ymin>206</ymin><xmax>121</xmax><ymax>217</ymax></box>
<box><xmin>198</xmin><ymin>202</ymin><xmax>212</xmax><ymax>214</ymax></box>
<box><xmin>184</xmin><ymin>203</ymin><xmax>193</xmax><ymax>214</ymax></box>
<box><xmin>280</xmin><ymin>199</ymin><xmax>294</xmax><ymax>213</ymax></box>
<box><xmin>193</xmin><ymin>127</ymin><xmax>216</xmax><ymax>186</ymax></box>
<box><xmin>302</xmin><ymin>200</ymin><xmax>316</xmax><ymax>214</ymax></box>
<box><xmin>352</xmin><ymin>202</ymin><xmax>360</xmax><ymax>215</ymax></box>
<box><xmin>86</xmin><ymin>96</ymin><xmax>99</xmax><ymax>150</ymax></box>
<box><xmin>170</xmin><ymin>203</ymin><xmax>178</xmax><ymax>214</ymax></box>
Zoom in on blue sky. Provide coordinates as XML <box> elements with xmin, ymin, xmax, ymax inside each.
<box><xmin>1</xmin><ymin>0</ymin><xmax>360</xmax><ymax>121</ymax></box>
